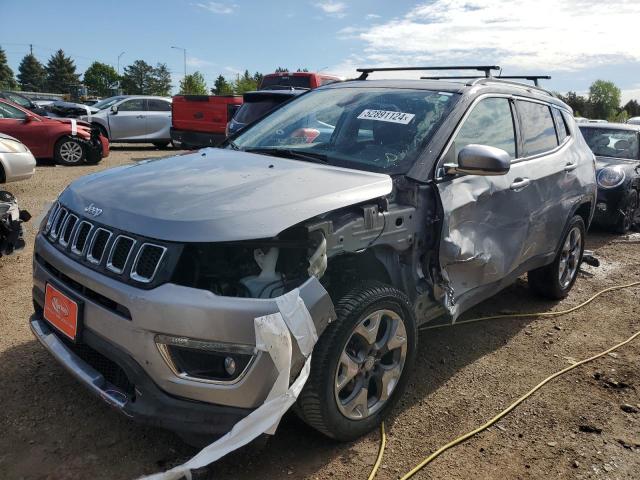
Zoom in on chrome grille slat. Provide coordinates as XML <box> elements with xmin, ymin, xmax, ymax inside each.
<box><xmin>49</xmin><ymin>208</ymin><xmax>68</xmax><ymax>240</ymax></box>
<box><xmin>106</xmin><ymin>235</ymin><xmax>136</xmax><ymax>274</ymax></box>
<box><xmin>59</xmin><ymin>214</ymin><xmax>78</xmax><ymax>247</ymax></box>
<box><xmin>87</xmin><ymin>228</ymin><xmax>112</xmax><ymax>265</ymax></box>
<box><xmin>131</xmin><ymin>243</ymin><xmax>167</xmax><ymax>283</ymax></box>
<box><xmin>44</xmin><ymin>202</ymin><xmax>60</xmax><ymax>235</ymax></box>
<box><xmin>71</xmin><ymin>221</ymin><xmax>93</xmax><ymax>256</ymax></box>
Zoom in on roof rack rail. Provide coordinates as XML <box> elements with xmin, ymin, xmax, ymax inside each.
<box><xmin>420</xmin><ymin>75</ymin><xmax>551</xmax><ymax>87</ymax></box>
<box><xmin>356</xmin><ymin>65</ymin><xmax>500</xmax><ymax>80</ymax></box>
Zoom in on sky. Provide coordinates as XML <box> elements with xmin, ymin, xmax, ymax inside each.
<box><xmin>2</xmin><ymin>0</ymin><xmax>640</xmax><ymax>102</ymax></box>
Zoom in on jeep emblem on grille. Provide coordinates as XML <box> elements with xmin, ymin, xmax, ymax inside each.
<box><xmin>84</xmin><ymin>203</ymin><xmax>103</xmax><ymax>217</ymax></box>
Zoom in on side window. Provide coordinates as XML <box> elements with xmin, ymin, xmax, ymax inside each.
<box><xmin>0</xmin><ymin>102</ymin><xmax>27</xmax><ymax>119</ymax></box>
<box><xmin>518</xmin><ymin>101</ymin><xmax>558</xmax><ymax>156</ymax></box>
<box><xmin>552</xmin><ymin>107</ymin><xmax>570</xmax><ymax>144</ymax></box>
<box><xmin>446</xmin><ymin>97</ymin><xmax>516</xmax><ymax>163</ymax></box>
<box><xmin>148</xmin><ymin>99</ymin><xmax>171</xmax><ymax>112</ymax></box>
<box><xmin>118</xmin><ymin>99</ymin><xmax>145</xmax><ymax>112</ymax></box>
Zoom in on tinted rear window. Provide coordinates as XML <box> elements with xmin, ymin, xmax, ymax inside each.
<box><xmin>234</xmin><ymin>99</ymin><xmax>285</xmax><ymax>124</ymax></box>
<box><xmin>260</xmin><ymin>76</ymin><xmax>311</xmax><ymax>89</ymax></box>
<box><xmin>518</xmin><ymin>101</ymin><xmax>558</xmax><ymax>156</ymax></box>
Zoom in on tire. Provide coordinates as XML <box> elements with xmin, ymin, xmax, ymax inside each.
<box><xmin>297</xmin><ymin>282</ymin><xmax>417</xmax><ymax>441</ymax></box>
<box><xmin>528</xmin><ymin>215</ymin><xmax>585</xmax><ymax>299</ymax></box>
<box><xmin>153</xmin><ymin>141</ymin><xmax>170</xmax><ymax>149</ymax></box>
<box><xmin>615</xmin><ymin>188</ymin><xmax>639</xmax><ymax>234</ymax></box>
<box><xmin>54</xmin><ymin>137</ymin><xmax>86</xmax><ymax>166</ymax></box>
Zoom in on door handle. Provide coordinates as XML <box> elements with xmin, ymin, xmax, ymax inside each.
<box><xmin>136</xmin><ymin>115</ymin><xmax>145</xmax><ymax>119</ymax></box>
<box><xmin>510</xmin><ymin>178</ymin><xmax>531</xmax><ymax>191</ymax></box>
<box><xmin>564</xmin><ymin>162</ymin><xmax>578</xmax><ymax>172</ymax></box>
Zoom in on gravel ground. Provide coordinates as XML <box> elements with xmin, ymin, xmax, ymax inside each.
<box><xmin>0</xmin><ymin>146</ymin><xmax>638</xmax><ymax>480</ymax></box>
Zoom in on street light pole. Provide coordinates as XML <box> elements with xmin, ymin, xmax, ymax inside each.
<box><xmin>117</xmin><ymin>51</ymin><xmax>125</xmax><ymax>76</ymax></box>
<box><xmin>117</xmin><ymin>51</ymin><xmax>125</xmax><ymax>94</ymax></box>
<box><xmin>171</xmin><ymin>46</ymin><xmax>187</xmax><ymax>79</ymax></box>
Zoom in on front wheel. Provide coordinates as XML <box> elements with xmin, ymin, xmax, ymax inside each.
<box><xmin>528</xmin><ymin>215</ymin><xmax>585</xmax><ymax>299</ymax></box>
<box><xmin>297</xmin><ymin>282</ymin><xmax>417</xmax><ymax>441</ymax></box>
<box><xmin>54</xmin><ymin>137</ymin><xmax>86</xmax><ymax>166</ymax></box>
<box><xmin>615</xmin><ymin>188</ymin><xmax>639</xmax><ymax>234</ymax></box>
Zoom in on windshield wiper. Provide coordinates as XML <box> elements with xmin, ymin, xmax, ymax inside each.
<box><xmin>245</xmin><ymin>147</ymin><xmax>328</xmax><ymax>163</ymax></box>
<box><xmin>227</xmin><ymin>140</ymin><xmax>242</xmax><ymax>151</ymax></box>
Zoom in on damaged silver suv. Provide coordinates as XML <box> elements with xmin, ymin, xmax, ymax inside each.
<box><xmin>30</xmin><ymin>66</ymin><xmax>596</xmax><ymax>443</ymax></box>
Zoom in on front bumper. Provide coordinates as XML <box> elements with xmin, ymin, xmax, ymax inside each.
<box><xmin>592</xmin><ymin>187</ymin><xmax>626</xmax><ymax>227</ymax></box>
<box><xmin>170</xmin><ymin>127</ymin><xmax>226</xmax><ymax>148</ymax></box>
<box><xmin>32</xmin><ymin>232</ymin><xmax>334</xmax><ymax>415</ymax></box>
<box><xmin>0</xmin><ymin>150</ymin><xmax>36</xmax><ymax>183</ymax></box>
<box><xmin>30</xmin><ymin>313</ymin><xmax>252</xmax><ymax>436</ymax></box>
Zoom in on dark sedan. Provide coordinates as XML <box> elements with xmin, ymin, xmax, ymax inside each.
<box><xmin>579</xmin><ymin>122</ymin><xmax>640</xmax><ymax>233</ymax></box>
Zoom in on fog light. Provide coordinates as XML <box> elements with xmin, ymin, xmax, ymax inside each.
<box><xmin>224</xmin><ymin>356</ymin><xmax>237</xmax><ymax>376</ymax></box>
<box><xmin>155</xmin><ymin>334</ymin><xmax>256</xmax><ymax>384</ymax></box>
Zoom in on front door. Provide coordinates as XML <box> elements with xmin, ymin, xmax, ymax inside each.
<box><xmin>108</xmin><ymin>98</ymin><xmax>147</xmax><ymax>140</ymax></box>
<box><xmin>436</xmin><ymin>96</ymin><xmax>532</xmax><ymax>319</ymax></box>
<box><xmin>0</xmin><ymin>102</ymin><xmax>47</xmax><ymax>157</ymax></box>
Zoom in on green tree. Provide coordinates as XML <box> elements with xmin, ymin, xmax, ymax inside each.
<box><xmin>83</xmin><ymin>61</ymin><xmax>119</xmax><ymax>97</ymax></box>
<box><xmin>0</xmin><ymin>46</ymin><xmax>16</xmax><ymax>89</ymax></box>
<box><xmin>232</xmin><ymin>69</ymin><xmax>259</xmax><ymax>94</ymax></box>
<box><xmin>45</xmin><ymin>49</ymin><xmax>80</xmax><ymax>93</ymax></box>
<box><xmin>179</xmin><ymin>71</ymin><xmax>208</xmax><ymax>95</ymax></box>
<box><xmin>623</xmin><ymin>99</ymin><xmax>640</xmax><ymax>117</ymax></box>
<box><xmin>253</xmin><ymin>71</ymin><xmax>263</xmax><ymax>87</ymax></box>
<box><xmin>121</xmin><ymin>60</ymin><xmax>155</xmax><ymax>94</ymax></box>
<box><xmin>589</xmin><ymin>80</ymin><xmax>621</xmax><ymax>121</ymax></box>
<box><xmin>211</xmin><ymin>74</ymin><xmax>233</xmax><ymax>95</ymax></box>
<box><xmin>558</xmin><ymin>91</ymin><xmax>591</xmax><ymax>118</ymax></box>
<box><xmin>17</xmin><ymin>53</ymin><xmax>46</xmax><ymax>91</ymax></box>
<box><xmin>149</xmin><ymin>63</ymin><xmax>172</xmax><ymax>96</ymax></box>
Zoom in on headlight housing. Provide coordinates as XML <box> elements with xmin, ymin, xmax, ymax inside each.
<box><xmin>0</xmin><ymin>137</ymin><xmax>28</xmax><ymax>153</ymax></box>
<box><xmin>597</xmin><ymin>167</ymin><xmax>625</xmax><ymax>189</ymax></box>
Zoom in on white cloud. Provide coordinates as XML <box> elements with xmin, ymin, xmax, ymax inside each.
<box><xmin>192</xmin><ymin>2</ymin><xmax>236</xmax><ymax>14</ymax></box>
<box><xmin>621</xmin><ymin>86</ymin><xmax>640</xmax><ymax>104</ymax></box>
<box><xmin>314</xmin><ymin>1</ymin><xmax>347</xmax><ymax>18</ymax></box>
<box><xmin>186</xmin><ymin>56</ymin><xmax>215</xmax><ymax>68</ymax></box>
<box><xmin>365</xmin><ymin>13</ymin><xmax>381</xmax><ymax>19</ymax></box>
<box><xmin>344</xmin><ymin>0</ymin><xmax>640</xmax><ymax>72</ymax></box>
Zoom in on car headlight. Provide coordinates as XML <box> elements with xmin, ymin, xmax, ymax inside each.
<box><xmin>597</xmin><ymin>167</ymin><xmax>625</xmax><ymax>189</ymax></box>
<box><xmin>0</xmin><ymin>138</ymin><xmax>28</xmax><ymax>153</ymax></box>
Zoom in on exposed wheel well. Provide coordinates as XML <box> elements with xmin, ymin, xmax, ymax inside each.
<box><xmin>0</xmin><ymin>162</ymin><xmax>5</xmax><ymax>183</ymax></box>
<box><xmin>575</xmin><ymin>201</ymin><xmax>592</xmax><ymax>229</ymax></box>
<box><xmin>322</xmin><ymin>250</ymin><xmax>392</xmax><ymax>300</ymax></box>
<box><xmin>92</xmin><ymin>122</ymin><xmax>108</xmax><ymax>139</ymax></box>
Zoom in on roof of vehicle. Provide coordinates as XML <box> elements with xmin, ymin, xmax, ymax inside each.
<box><xmin>263</xmin><ymin>71</ymin><xmax>341</xmax><ymax>78</ymax></box>
<box><xmin>578</xmin><ymin>122</ymin><xmax>640</xmax><ymax>131</ymax></box>
<box><xmin>243</xmin><ymin>89</ymin><xmax>306</xmax><ymax>101</ymax></box>
<box><xmin>322</xmin><ymin>77</ymin><xmax>571</xmax><ymax>110</ymax></box>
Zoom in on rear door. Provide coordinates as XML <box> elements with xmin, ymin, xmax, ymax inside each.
<box><xmin>436</xmin><ymin>96</ymin><xmax>533</xmax><ymax>318</ymax></box>
<box><xmin>145</xmin><ymin>99</ymin><xmax>172</xmax><ymax>140</ymax></box>
<box><xmin>109</xmin><ymin>98</ymin><xmax>146</xmax><ymax>140</ymax></box>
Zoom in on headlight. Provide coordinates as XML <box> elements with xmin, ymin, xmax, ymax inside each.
<box><xmin>597</xmin><ymin>167</ymin><xmax>625</xmax><ymax>189</ymax></box>
<box><xmin>0</xmin><ymin>138</ymin><xmax>28</xmax><ymax>153</ymax></box>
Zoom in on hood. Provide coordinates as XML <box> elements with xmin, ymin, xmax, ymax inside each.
<box><xmin>595</xmin><ymin>155</ymin><xmax>640</xmax><ymax>170</ymax></box>
<box><xmin>59</xmin><ymin>148</ymin><xmax>393</xmax><ymax>242</ymax></box>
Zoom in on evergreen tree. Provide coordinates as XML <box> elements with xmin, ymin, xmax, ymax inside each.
<box><xmin>17</xmin><ymin>54</ymin><xmax>46</xmax><ymax>91</ymax></box>
<box><xmin>211</xmin><ymin>74</ymin><xmax>233</xmax><ymax>95</ymax></box>
<box><xmin>83</xmin><ymin>61</ymin><xmax>120</xmax><ymax>97</ymax></box>
<box><xmin>623</xmin><ymin>99</ymin><xmax>640</xmax><ymax>117</ymax></box>
<box><xmin>233</xmin><ymin>69</ymin><xmax>259</xmax><ymax>94</ymax></box>
<box><xmin>179</xmin><ymin>71</ymin><xmax>208</xmax><ymax>95</ymax></box>
<box><xmin>45</xmin><ymin>49</ymin><xmax>80</xmax><ymax>93</ymax></box>
<box><xmin>121</xmin><ymin>60</ymin><xmax>155</xmax><ymax>94</ymax></box>
<box><xmin>149</xmin><ymin>63</ymin><xmax>172</xmax><ymax>96</ymax></box>
<box><xmin>0</xmin><ymin>46</ymin><xmax>16</xmax><ymax>89</ymax></box>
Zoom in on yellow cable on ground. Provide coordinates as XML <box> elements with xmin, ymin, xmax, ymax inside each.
<box><xmin>367</xmin><ymin>422</ymin><xmax>386</xmax><ymax>480</ymax></box>
<box><xmin>368</xmin><ymin>280</ymin><xmax>640</xmax><ymax>480</ymax></box>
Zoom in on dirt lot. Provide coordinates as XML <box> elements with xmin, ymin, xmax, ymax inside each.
<box><xmin>1</xmin><ymin>146</ymin><xmax>639</xmax><ymax>480</ymax></box>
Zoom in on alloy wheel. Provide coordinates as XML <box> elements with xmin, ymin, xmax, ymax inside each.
<box><xmin>334</xmin><ymin>309</ymin><xmax>407</xmax><ymax>420</ymax></box>
<box><xmin>59</xmin><ymin>141</ymin><xmax>83</xmax><ymax>163</ymax></box>
<box><xmin>558</xmin><ymin>226</ymin><xmax>582</xmax><ymax>289</ymax></box>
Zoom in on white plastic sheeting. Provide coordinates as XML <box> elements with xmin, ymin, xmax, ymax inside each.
<box><xmin>140</xmin><ymin>289</ymin><xmax>318</xmax><ymax>480</ymax></box>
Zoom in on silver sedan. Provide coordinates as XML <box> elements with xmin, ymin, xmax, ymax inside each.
<box><xmin>0</xmin><ymin>133</ymin><xmax>36</xmax><ymax>183</ymax></box>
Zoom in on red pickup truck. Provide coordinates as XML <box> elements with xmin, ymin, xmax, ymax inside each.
<box><xmin>170</xmin><ymin>95</ymin><xmax>242</xmax><ymax>148</ymax></box>
<box><xmin>259</xmin><ymin>71</ymin><xmax>341</xmax><ymax>89</ymax></box>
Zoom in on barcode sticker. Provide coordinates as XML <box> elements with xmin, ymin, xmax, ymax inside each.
<box><xmin>357</xmin><ymin>109</ymin><xmax>415</xmax><ymax>124</ymax></box>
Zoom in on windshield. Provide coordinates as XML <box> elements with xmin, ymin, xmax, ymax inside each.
<box><xmin>92</xmin><ymin>96</ymin><xmax>125</xmax><ymax>110</ymax></box>
<box><xmin>7</xmin><ymin>93</ymin><xmax>31</xmax><ymax>108</ymax></box>
<box><xmin>579</xmin><ymin>127</ymin><xmax>639</xmax><ymax>160</ymax></box>
<box><xmin>231</xmin><ymin>87</ymin><xmax>459</xmax><ymax>174</ymax></box>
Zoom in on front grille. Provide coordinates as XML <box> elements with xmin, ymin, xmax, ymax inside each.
<box><xmin>43</xmin><ymin>203</ymin><xmax>172</xmax><ymax>286</ymax></box>
<box><xmin>67</xmin><ymin>341</ymin><xmax>134</xmax><ymax>396</ymax></box>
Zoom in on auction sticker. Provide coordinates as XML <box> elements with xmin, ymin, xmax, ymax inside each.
<box><xmin>357</xmin><ymin>109</ymin><xmax>415</xmax><ymax>124</ymax></box>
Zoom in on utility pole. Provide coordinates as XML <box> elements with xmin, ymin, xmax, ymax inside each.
<box><xmin>117</xmin><ymin>51</ymin><xmax>125</xmax><ymax>76</ymax></box>
<box><xmin>171</xmin><ymin>46</ymin><xmax>187</xmax><ymax>79</ymax></box>
<box><xmin>29</xmin><ymin>44</ymin><xmax>33</xmax><ymax>55</ymax></box>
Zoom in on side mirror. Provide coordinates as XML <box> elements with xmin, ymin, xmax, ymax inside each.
<box><xmin>110</xmin><ymin>105</ymin><xmax>118</xmax><ymax>114</ymax></box>
<box><xmin>444</xmin><ymin>144</ymin><xmax>511</xmax><ymax>176</ymax></box>
<box><xmin>24</xmin><ymin>115</ymin><xmax>33</xmax><ymax>123</ymax></box>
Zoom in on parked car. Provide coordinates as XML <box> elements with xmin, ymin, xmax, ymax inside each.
<box><xmin>627</xmin><ymin>116</ymin><xmax>640</xmax><ymax>126</ymax></box>
<box><xmin>30</xmin><ymin>68</ymin><xmax>596</xmax><ymax>445</ymax></box>
<box><xmin>579</xmin><ymin>122</ymin><xmax>640</xmax><ymax>232</ymax></box>
<box><xmin>0</xmin><ymin>91</ymin><xmax>48</xmax><ymax>115</ymax></box>
<box><xmin>259</xmin><ymin>71</ymin><xmax>341</xmax><ymax>90</ymax></box>
<box><xmin>226</xmin><ymin>88</ymin><xmax>306</xmax><ymax>136</ymax></box>
<box><xmin>170</xmin><ymin>95</ymin><xmax>243</xmax><ymax>148</ymax></box>
<box><xmin>0</xmin><ymin>99</ymin><xmax>109</xmax><ymax>166</ymax></box>
<box><xmin>78</xmin><ymin>95</ymin><xmax>173</xmax><ymax>148</ymax></box>
<box><xmin>0</xmin><ymin>132</ymin><xmax>36</xmax><ymax>183</ymax></box>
